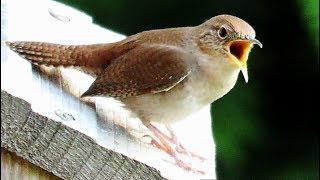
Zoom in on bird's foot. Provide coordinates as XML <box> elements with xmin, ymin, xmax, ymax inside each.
<box><xmin>174</xmin><ymin>141</ymin><xmax>206</xmax><ymax>161</ymax></box>
<box><xmin>144</xmin><ymin>123</ymin><xmax>206</xmax><ymax>161</ymax></box>
<box><xmin>165</xmin><ymin>125</ymin><xmax>206</xmax><ymax>161</ymax></box>
<box><xmin>166</xmin><ymin>153</ymin><xmax>205</xmax><ymax>174</ymax></box>
<box><xmin>146</xmin><ymin>135</ymin><xmax>205</xmax><ymax>174</ymax></box>
<box><xmin>142</xmin><ymin>122</ymin><xmax>206</xmax><ymax>174</ymax></box>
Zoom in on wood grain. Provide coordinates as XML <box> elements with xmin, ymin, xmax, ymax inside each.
<box><xmin>1</xmin><ymin>148</ymin><xmax>60</xmax><ymax>180</ymax></box>
<box><xmin>1</xmin><ymin>90</ymin><xmax>165</xmax><ymax>180</ymax></box>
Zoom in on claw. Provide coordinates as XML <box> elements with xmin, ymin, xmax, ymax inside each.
<box><xmin>163</xmin><ymin>158</ymin><xmax>205</xmax><ymax>175</ymax></box>
<box><xmin>143</xmin><ymin>134</ymin><xmax>166</xmax><ymax>150</ymax></box>
<box><xmin>142</xmin><ymin>122</ymin><xmax>206</xmax><ymax>174</ymax></box>
<box><xmin>175</xmin><ymin>144</ymin><xmax>206</xmax><ymax>161</ymax></box>
<box><xmin>165</xmin><ymin>125</ymin><xmax>207</xmax><ymax>161</ymax></box>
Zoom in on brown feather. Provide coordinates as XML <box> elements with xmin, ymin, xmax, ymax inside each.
<box><xmin>81</xmin><ymin>44</ymin><xmax>195</xmax><ymax>98</ymax></box>
<box><xmin>5</xmin><ymin>41</ymin><xmax>137</xmax><ymax>76</ymax></box>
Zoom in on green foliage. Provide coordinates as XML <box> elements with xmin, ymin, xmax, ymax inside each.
<box><xmin>297</xmin><ymin>0</ymin><xmax>319</xmax><ymax>49</ymax></box>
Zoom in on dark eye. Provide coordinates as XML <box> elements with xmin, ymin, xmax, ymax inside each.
<box><xmin>218</xmin><ymin>26</ymin><xmax>228</xmax><ymax>39</ymax></box>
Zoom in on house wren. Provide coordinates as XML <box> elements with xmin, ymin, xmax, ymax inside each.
<box><xmin>6</xmin><ymin>14</ymin><xmax>262</xmax><ymax>173</ymax></box>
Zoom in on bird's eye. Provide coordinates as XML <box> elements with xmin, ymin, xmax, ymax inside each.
<box><xmin>218</xmin><ymin>26</ymin><xmax>228</xmax><ymax>39</ymax></box>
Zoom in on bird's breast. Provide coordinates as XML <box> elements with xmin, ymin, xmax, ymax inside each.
<box><xmin>123</xmin><ymin>56</ymin><xmax>240</xmax><ymax>124</ymax></box>
<box><xmin>183</xmin><ymin>65</ymin><xmax>239</xmax><ymax>106</ymax></box>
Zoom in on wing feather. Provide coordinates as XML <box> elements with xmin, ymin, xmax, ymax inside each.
<box><xmin>81</xmin><ymin>44</ymin><xmax>195</xmax><ymax>98</ymax></box>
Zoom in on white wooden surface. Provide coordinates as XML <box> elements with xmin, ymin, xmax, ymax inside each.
<box><xmin>1</xmin><ymin>0</ymin><xmax>216</xmax><ymax>179</ymax></box>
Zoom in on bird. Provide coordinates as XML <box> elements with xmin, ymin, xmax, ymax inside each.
<box><xmin>6</xmin><ymin>14</ymin><xmax>262</xmax><ymax>173</ymax></box>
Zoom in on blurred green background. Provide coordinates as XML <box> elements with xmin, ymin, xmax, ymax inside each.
<box><xmin>56</xmin><ymin>0</ymin><xmax>318</xmax><ymax>179</ymax></box>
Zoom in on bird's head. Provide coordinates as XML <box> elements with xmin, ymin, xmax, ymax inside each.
<box><xmin>196</xmin><ymin>14</ymin><xmax>262</xmax><ymax>82</ymax></box>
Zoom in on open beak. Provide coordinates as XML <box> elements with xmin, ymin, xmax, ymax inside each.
<box><xmin>227</xmin><ymin>38</ymin><xmax>262</xmax><ymax>83</ymax></box>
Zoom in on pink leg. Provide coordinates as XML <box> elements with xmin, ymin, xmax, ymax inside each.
<box><xmin>165</xmin><ymin>125</ymin><xmax>206</xmax><ymax>161</ymax></box>
<box><xmin>143</xmin><ymin>122</ymin><xmax>205</xmax><ymax>174</ymax></box>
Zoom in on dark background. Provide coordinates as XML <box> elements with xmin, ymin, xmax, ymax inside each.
<box><xmin>56</xmin><ymin>0</ymin><xmax>319</xmax><ymax>179</ymax></box>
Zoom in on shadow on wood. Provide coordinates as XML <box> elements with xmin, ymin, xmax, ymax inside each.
<box><xmin>1</xmin><ymin>148</ymin><xmax>60</xmax><ymax>180</ymax></box>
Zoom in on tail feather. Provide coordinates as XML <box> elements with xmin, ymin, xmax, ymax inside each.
<box><xmin>6</xmin><ymin>39</ymin><xmax>139</xmax><ymax>78</ymax></box>
<box><xmin>5</xmin><ymin>41</ymin><xmax>115</xmax><ymax>75</ymax></box>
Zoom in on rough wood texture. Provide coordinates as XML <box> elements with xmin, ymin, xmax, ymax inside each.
<box><xmin>1</xmin><ymin>90</ymin><xmax>165</xmax><ymax>180</ymax></box>
<box><xmin>1</xmin><ymin>148</ymin><xmax>60</xmax><ymax>180</ymax></box>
